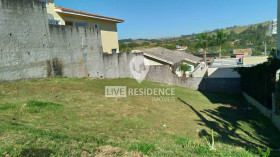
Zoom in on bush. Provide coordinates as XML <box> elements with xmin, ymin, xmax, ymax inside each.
<box><xmin>236</xmin><ymin>58</ymin><xmax>280</xmax><ymax>109</ymax></box>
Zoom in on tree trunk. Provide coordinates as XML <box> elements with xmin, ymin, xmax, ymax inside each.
<box><xmin>203</xmin><ymin>49</ymin><xmax>207</xmax><ymax>62</ymax></box>
<box><xmin>183</xmin><ymin>72</ymin><xmax>186</xmax><ymax>78</ymax></box>
<box><xmin>219</xmin><ymin>46</ymin><xmax>222</xmax><ymax>58</ymax></box>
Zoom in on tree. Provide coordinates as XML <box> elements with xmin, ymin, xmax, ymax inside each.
<box><xmin>196</xmin><ymin>32</ymin><xmax>210</xmax><ymax>62</ymax></box>
<box><xmin>142</xmin><ymin>42</ymin><xmax>150</xmax><ymax>47</ymax></box>
<box><xmin>119</xmin><ymin>43</ymin><xmax>127</xmax><ymax>52</ymax></box>
<box><xmin>178</xmin><ymin>63</ymin><xmax>191</xmax><ymax>78</ymax></box>
<box><xmin>163</xmin><ymin>44</ymin><xmax>176</xmax><ymax>50</ymax></box>
<box><xmin>270</xmin><ymin>47</ymin><xmax>276</xmax><ymax>58</ymax></box>
<box><xmin>216</xmin><ymin>30</ymin><xmax>228</xmax><ymax>58</ymax></box>
<box><xmin>127</xmin><ymin>42</ymin><xmax>139</xmax><ymax>49</ymax></box>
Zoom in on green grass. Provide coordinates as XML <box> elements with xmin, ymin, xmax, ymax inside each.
<box><xmin>0</xmin><ymin>78</ymin><xmax>279</xmax><ymax>156</ymax></box>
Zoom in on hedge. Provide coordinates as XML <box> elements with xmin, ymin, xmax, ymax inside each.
<box><xmin>236</xmin><ymin>58</ymin><xmax>280</xmax><ymax>109</ymax></box>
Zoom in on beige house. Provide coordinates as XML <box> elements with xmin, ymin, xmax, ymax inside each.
<box><xmin>46</xmin><ymin>0</ymin><xmax>124</xmax><ymax>54</ymax></box>
<box><xmin>232</xmin><ymin>48</ymin><xmax>252</xmax><ymax>58</ymax></box>
<box><xmin>242</xmin><ymin>56</ymin><xmax>268</xmax><ymax>65</ymax></box>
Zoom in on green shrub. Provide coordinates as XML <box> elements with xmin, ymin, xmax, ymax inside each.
<box><xmin>257</xmin><ymin>147</ymin><xmax>271</xmax><ymax>157</ymax></box>
<box><xmin>236</xmin><ymin>58</ymin><xmax>280</xmax><ymax>109</ymax></box>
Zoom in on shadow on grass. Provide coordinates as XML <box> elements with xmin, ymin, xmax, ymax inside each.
<box><xmin>178</xmin><ymin>93</ymin><xmax>280</xmax><ymax>155</ymax></box>
<box><xmin>20</xmin><ymin>148</ymin><xmax>54</xmax><ymax>157</ymax></box>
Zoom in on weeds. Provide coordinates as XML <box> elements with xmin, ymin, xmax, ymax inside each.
<box><xmin>204</xmin><ymin>129</ymin><xmax>216</xmax><ymax>151</ymax></box>
<box><xmin>257</xmin><ymin>147</ymin><xmax>271</xmax><ymax>157</ymax></box>
<box><xmin>128</xmin><ymin>142</ymin><xmax>156</xmax><ymax>155</ymax></box>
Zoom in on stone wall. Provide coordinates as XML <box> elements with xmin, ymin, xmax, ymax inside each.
<box><xmin>146</xmin><ymin>65</ymin><xmax>241</xmax><ymax>93</ymax></box>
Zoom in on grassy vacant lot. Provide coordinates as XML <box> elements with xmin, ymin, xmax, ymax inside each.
<box><xmin>0</xmin><ymin>78</ymin><xmax>280</xmax><ymax>156</ymax></box>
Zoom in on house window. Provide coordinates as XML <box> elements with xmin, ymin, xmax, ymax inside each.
<box><xmin>94</xmin><ymin>23</ymin><xmax>100</xmax><ymax>29</ymax></box>
<box><xmin>48</xmin><ymin>18</ymin><xmax>61</xmax><ymax>25</ymax></box>
<box><xmin>75</xmin><ymin>22</ymin><xmax>88</xmax><ymax>27</ymax></box>
<box><xmin>187</xmin><ymin>66</ymin><xmax>192</xmax><ymax>71</ymax></box>
<box><xmin>112</xmin><ymin>49</ymin><xmax>117</xmax><ymax>54</ymax></box>
<box><xmin>65</xmin><ymin>21</ymin><xmax>74</xmax><ymax>26</ymax></box>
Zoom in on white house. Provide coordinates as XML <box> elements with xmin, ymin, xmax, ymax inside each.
<box><xmin>133</xmin><ymin>47</ymin><xmax>205</xmax><ymax>77</ymax></box>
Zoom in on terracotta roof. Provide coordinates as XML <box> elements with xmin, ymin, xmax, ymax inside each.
<box><xmin>55</xmin><ymin>6</ymin><xmax>124</xmax><ymax>23</ymax></box>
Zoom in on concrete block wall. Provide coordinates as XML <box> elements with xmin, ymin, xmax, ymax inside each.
<box><xmin>146</xmin><ymin>65</ymin><xmax>242</xmax><ymax>93</ymax></box>
<box><xmin>243</xmin><ymin>92</ymin><xmax>280</xmax><ymax>131</ymax></box>
<box><xmin>103</xmin><ymin>52</ymin><xmax>142</xmax><ymax>79</ymax></box>
<box><xmin>0</xmin><ymin>0</ymin><xmax>51</xmax><ymax>81</ymax></box>
<box><xmin>49</xmin><ymin>25</ymin><xmax>104</xmax><ymax>78</ymax></box>
<box><xmin>0</xmin><ymin>0</ymin><xmax>135</xmax><ymax>81</ymax></box>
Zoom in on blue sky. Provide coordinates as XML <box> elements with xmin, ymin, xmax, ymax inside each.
<box><xmin>54</xmin><ymin>0</ymin><xmax>277</xmax><ymax>39</ymax></box>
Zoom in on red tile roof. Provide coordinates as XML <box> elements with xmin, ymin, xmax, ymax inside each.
<box><xmin>55</xmin><ymin>6</ymin><xmax>124</xmax><ymax>23</ymax></box>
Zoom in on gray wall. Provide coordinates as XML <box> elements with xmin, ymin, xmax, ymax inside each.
<box><xmin>49</xmin><ymin>25</ymin><xmax>104</xmax><ymax>78</ymax></box>
<box><xmin>103</xmin><ymin>52</ymin><xmax>142</xmax><ymax>79</ymax></box>
<box><xmin>0</xmin><ymin>0</ymin><xmax>51</xmax><ymax>81</ymax></box>
<box><xmin>243</xmin><ymin>92</ymin><xmax>280</xmax><ymax>131</ymax></box>
<box><xmin>146</xmin><ymin>65</ymin><xmax>241</xmax><ymax>93</ymax></box>
<box><xmin>0</xmin><ymin>0</ymin><xmax>137</xmax><ymax>81</ymax></box>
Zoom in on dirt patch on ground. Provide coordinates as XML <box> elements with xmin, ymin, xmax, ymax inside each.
<box><xmin>92</xmin><ymin>145</ymin><xmax>147</xmax><ymax>157</ymax></box>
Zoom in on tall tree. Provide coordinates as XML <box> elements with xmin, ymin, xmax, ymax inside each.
<box><xmin>196</xmin><ymin>32</ymin><xmax>210</xmax><ymax>62</ymax></box>
<box><xmin>216</xmin><ymin>30</ymin><xmax>227</xmax><ymax>58</ymax></box>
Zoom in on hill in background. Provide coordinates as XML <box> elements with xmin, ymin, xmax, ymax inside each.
<box><xmin>119</xmin><ymin>21</ymin><xmax>276</xmax><ymax>57</ymax></box>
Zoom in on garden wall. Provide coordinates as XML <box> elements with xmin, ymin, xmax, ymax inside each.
<box><xmin>145</xmin><ymin>65</ymin><xmax>242</xmax><ymax>93</ymax></box>
<box><xmin>49</xmin><ymin>25</ymin><xmax>104</xmax><ymax>78</ymax></box>
<box><xmin>103</xmin><ymin>52</ymin><xmax>142</xmax><ymax>79</ymax></box>
<box><xmin>0</xmin><ymin>0</ymin><xmax>51</xmax><ymax>81</ymax></box>
<box><xmin>243</xmin><ymin>92</ymin><xmax>280</xmax><ymax>131</ymax></box>
<box><xmin>0</xmin><ymin>0</ymin><xmax>137</xmax><ymax>81</ymax></box>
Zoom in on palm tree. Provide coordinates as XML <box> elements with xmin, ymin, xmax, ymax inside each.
<box><xmin>178</xmin><ymin>63</ymin><xmax>190</xmax><ymax>78</ymax></box>
<box><xmin>216</xmin><ymin>30</ymin><xmax>227</xmax><ymax>58</ymax></box>
<box><xmin>196</xmin><ymin>32</ymin><xmax>210</xmax><ymax>62</ymax></box>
